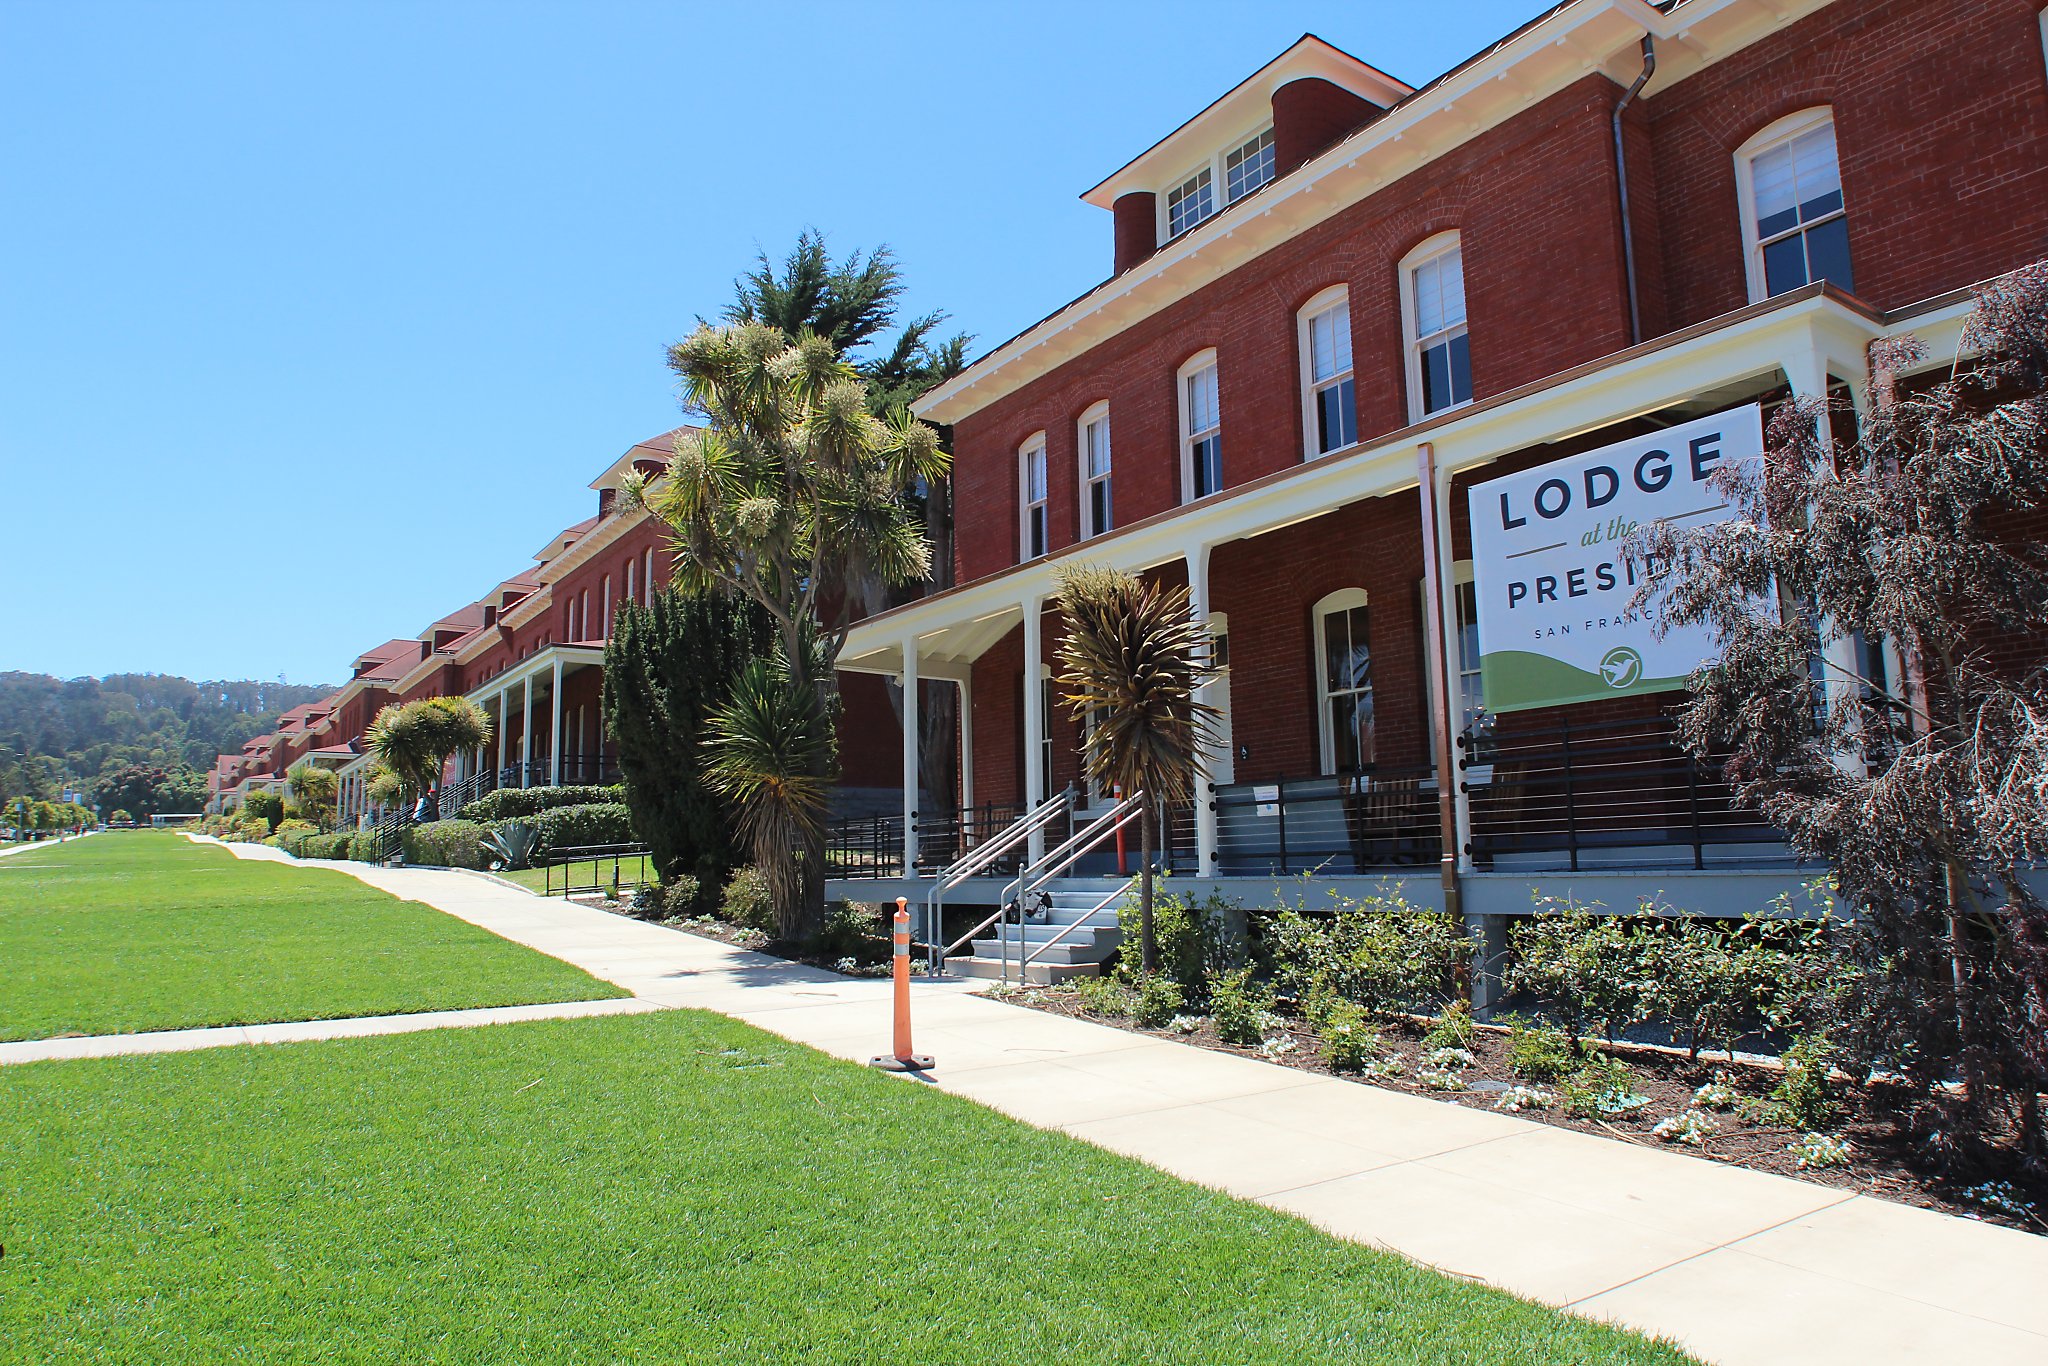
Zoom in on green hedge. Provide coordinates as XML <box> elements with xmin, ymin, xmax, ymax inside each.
<box><xmin>348</xmin><ymin>831</ymin><xmax>386</xmax><ymax>863</ymax></box>
<box><xmin>463</xmin><ymin>785</ymin><xmax>625</xmax><ymax>825</ymax></box>
<box><xmin>401</xmin><ymin>819</ymin><xmax>489</xmax><ymax>870</ymax></box>
<box><xmin>288</xmin><ymin>831</ymin><xmax>355</xmax><ymax>861</ymax></box>
<box><xmin>505</xmin><ymin>803</ymin><xmax>636</xmax><ymax>854</ymax></box>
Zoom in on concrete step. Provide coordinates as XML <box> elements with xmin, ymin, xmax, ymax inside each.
<box><xmin>977</xmin><ymin>922</ymin><xmax>1123</xmax><ymax>946</ymax></box>
<box><xmin>970</xmin><ymin>937</ymin><xmax>1111</xmax><ymax>966</ymax></box>
<box><xmin>951</xmin><ymin>955</ymin><xmax>1103</xmax><ymax>984</ymax></box>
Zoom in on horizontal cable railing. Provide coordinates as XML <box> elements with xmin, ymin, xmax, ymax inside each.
<box><xmin>1464</xmin><ymin>713</ymin><xmax>1783</xmax><ymax>871</ymax></box>
<box><xmin>1210</xmin><ymin>765</ymin><xmax>1442</xmax><ymax>875</ymax></box>
<box><xmin>824</xmin><ymin>812</ymin><xmax>906</xmax><ymax>881</ymax></box>
<box><xmin>541</xmin><ymin>843</ymin><xmax>653</xmax><ymax>898</ymax></box>
<box><xmin>912</xmin><ymin>800</ymin><xmax>1029</xmax><ymax>873</ymax></box>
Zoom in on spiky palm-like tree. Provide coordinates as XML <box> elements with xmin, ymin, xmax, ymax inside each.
<box><xmin>365</xmin><ymin>696</ymin><xmax>492</xmax><ymax>814</ymax></box>
<box><xmin>1054</xmin><ymin>564</ymin><xmax>1220</xmax><ymax>973</ymax></box>
<box><xmin>635</xmin><ymin>321</ymin><xmax>948</xmax><ymax>939</ymax></box>
<box><xmin>702</xmin><ymin>653</ymin><xmax>838</xmax><ymax>941</ymax></box>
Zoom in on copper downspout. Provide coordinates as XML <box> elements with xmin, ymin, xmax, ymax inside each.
<box><xmin>1416</xmin><ymin>442</ymin><xmax>1463</xmax><ymax>922</ymax></box>
<box><xmin>1613</xmin><ymin>34</ymin><xmax>1656</xmax><ymax>346</ymax></box>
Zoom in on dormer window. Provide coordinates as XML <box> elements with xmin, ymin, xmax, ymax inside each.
<box><xmin>1166</xmin><ymin>168</ymin><xmax>1214</xmax><ymax>238</ymax></box>
<box><xmin>1224</xmin><ymin>128</ymin><xmax>1275</xmax><ymax>202</ymax></box>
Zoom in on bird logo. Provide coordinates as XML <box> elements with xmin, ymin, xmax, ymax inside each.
<box><xmin>1598</xmin><ymin>646</ymin><xmax>1644</xmax><ymax>689</ymax></box>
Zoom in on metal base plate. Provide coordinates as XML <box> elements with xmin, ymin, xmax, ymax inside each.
<box><xmin>866</xmin><ymin>1054</ymin><xmax>935</xmax><ymax>1072</ymax></box>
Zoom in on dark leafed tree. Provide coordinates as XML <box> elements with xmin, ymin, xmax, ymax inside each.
<box><xmin>602</xmin><ymin>590</ymin><xmax>770</xmax><ymax>906</ymax></box>
<box><xmin>1054</xmin><ymin>564</ymin><xmax>1220</xmax><ymax>974</ymax></box>
<box><xmin>1632</xmin><ymin>263</ymin><xmax>2048</xmax><ymax>1170</ymax></box>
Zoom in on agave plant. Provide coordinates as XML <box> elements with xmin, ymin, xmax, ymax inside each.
<box><xmin>1054</xmin><ymin>563</ymin><xmax>1220</xmax><ymax>973</ymax></box>
<box><xmin>483</xmin><ymin>821</ymin><xmax>543</xmax><ymax>871</ymax></box>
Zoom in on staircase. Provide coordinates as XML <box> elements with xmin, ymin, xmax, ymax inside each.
<box><xmin>953</xmin><ymin>877</ymin><xmax>1135</xmax><ymax>984</ymax></box>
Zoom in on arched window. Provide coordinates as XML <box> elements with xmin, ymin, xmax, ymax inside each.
<box><xmin>1297</xmin><ymin>286</ymin><xmax>1356</xmax><ymax>459</ymax></box>
<box><xmin>1313</xmin><ymin>589</ymin><xmax>1374</xmax><ymax>773</ymax></box>
<box><xmin>1178</xmin><ymin>350</ymin><xmax>1222</xmax><ymax>502</ymax></box>
<box><xmin>1077</xmin><ymin>403</ymin><xmax>1113</xmax><ymax>538</ymax></box>
<box><xmin>1736</xmin><ymin>108</ymin><xmax>1852</xmax><ymax>301</ymax></box>
<box><xmin>1018</xmin><ymin>432</ymin><xmax>1049</xmax><ymax>561</ymax></box>
<box><xmin>625</xmin><ymin>558</ymin><xmax>636</xmax><ymax>609</ymax></box>
<box><xmin>1400</xmin><ymin>231</ymin><xmax>1471</xmax><ymax>420</ymax></box>
<box><xmin>644</xmin><ymin>548</ymin><xmax>656</xmax><ymax>605</ymax></box>
<box><xmin>601</xmin><ymin>575</ymin><xmax>612</xmax><ymax>638</ymax></box>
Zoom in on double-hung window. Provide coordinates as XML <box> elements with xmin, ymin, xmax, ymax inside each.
<box><xmin>1402</xmin><ymin>232</ymin><xmax>1471</xmax><ymax>419</ymax></box>
<box><xmin>1739</xmin><ymin>109</ymin><xmax>1853</xmax><ymax>300</ymax></box>
<box><xmin>1166</xmin><ymin>167</ymin><xmax>1214</xmax><ymax>239</ymax></box>
<box><xmin>1019</xmin><ymin>435</ymin><xmax>1049</xmax><ymax>561</ymax></box>
<box><xmin>1299</xmin><ymin>287</ymin><xmax>1356</xmax><ymax>458</ymax></box>
<box><xmin>1224</xmin><ymin>128</ymin><xmax>1275</xmax><ymax>203</ymax></box>
<box><xmin>1314</xmin><ymin>589</ymin><xmax>1374</xmax><ymax>773</ymax></box>
<box><xmin>1078</xmin><ymin>405</ymin><xmax>1113</xmax><ymax>538</ymax></box>
<box><xmin>1178</xmin><ymin>351</ymin><xmax>1222</xmax><ymax>502</ymax></box>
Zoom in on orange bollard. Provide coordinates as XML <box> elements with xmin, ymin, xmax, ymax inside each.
<box><xmin>868</xmin><ymin>898</ymin><xmax>933</xmax><ymax>1072</ymax></box>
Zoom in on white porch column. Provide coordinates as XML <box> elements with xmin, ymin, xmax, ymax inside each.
<box><xmin>1021</xmin><ymin>593</ymin><xmax>1046</xmax><ymax>863</ymax></box>
<box><xmin>1785</xmin><ymin>350</ymin><xmax>1867</xmax><ymax>777</ymax></box>
<box><xmin>520</xmin><ymin>676</ymin><xmax>533</xmax><ymax>787</ymax></box>
<box><xmin>496</xmin><ymin>689</ymin><xmax>509</xmax><ymax>783</ymax></box>
<box><xmin>548</xmin><ymin>658</ymin><xmax>564</xmax><ymax>787</ymax></box>
<box><xmin>1186</xmin><ymin>542</ymin><xmax>1220</xmax><ymax>879</ymax></box>
<box><xmin>900</xmin><ymin>636</ymin><xmax>920</xmax><ymax>876</ymax></box>
<box><xmin>957</xmin><ymin>674</ymin><xmax>975</xmax><ymax>812</ymax></box>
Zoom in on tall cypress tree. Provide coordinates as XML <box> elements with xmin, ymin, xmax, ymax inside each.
<box><xmin>603</xmin><ymin>590</ymin><xmax>770</xmax><ymax>906</ymax></box>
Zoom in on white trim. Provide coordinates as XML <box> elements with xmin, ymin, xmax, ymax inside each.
<box><xmin>1311</xmin><ymin>587</ymin><xmax>1373</xmax><ymax>774</ymax></box>
<box><xmin>643</xmin><ymin>547</ymin><xmax>656</xmax><ymax>605</ymax></box>
<box><xmin>1297</xmin><ymin>285</ymin><xmax>1357</xmax><ymax>461</ymax></box>
<box><xmin>1018</xmin><ymin>431</ymin><xmax>1050</xmax><ymax>562</ymax></box>
<box><xmin>1400</xmin><ymin>230</ymin><xmax>1472</xmax><ymax>422</ymax></box>
<box><xmin>1077</xmin><ymin>402</ymin><xmax>1113</xmax><ymax>539</ymax></box>
<box><xmin>1735</xmin><ymin>106</ymin><xmax>1845</xmax><ymax>304</ymax></box>
<box><xmin>1177</xmin><ymin>349</ymin><xmax>1222</xmax><ymax>504</ymax></box>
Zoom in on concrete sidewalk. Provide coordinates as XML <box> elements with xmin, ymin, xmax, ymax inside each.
<box><xmin>33</xmin><ymin>837</ymin><xmax>2048</xmax><ymax>1365</ymax></box>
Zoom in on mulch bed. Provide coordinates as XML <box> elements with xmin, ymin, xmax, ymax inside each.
<box><xmin>1016</xmin><ymin>986</ymin><xmax>2048</xmax><ymax>1236</ymax></box>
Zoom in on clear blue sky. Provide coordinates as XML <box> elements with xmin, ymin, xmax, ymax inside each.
<box><xmin>1</xmin><ymin>0</ymin><xmax>1539</xmax><ymax>687</ymax></box>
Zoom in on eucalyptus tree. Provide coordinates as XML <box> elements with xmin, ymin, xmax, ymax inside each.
<box><xmin>1054</xmin><ymin>564</ymin><xmax>1219</xmax><ymax>973</ymax></box>
<box><xmin>634</xmin><ymin>322</ymin><xmax>949</xmax><ymax>938</ymax></box>
<box><xmin>1631</xmin><ymin>263</ymin><xmax>2048</xmax><ymax>1166</ymax></box>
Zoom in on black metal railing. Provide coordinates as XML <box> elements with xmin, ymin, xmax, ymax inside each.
<box><xmin>1464</xmin><ymin>713</ymin><xmax>1783</xmax><ymax>871</ymax></box>
<box><xmin>542</xmin><ymin>843</ymin><xmax>653</xmax><ymax>898</ymax></box>
<box><xmin>824</xmin><ymin>812</ymin><xmax>907</xmax><ymax>880</ymax></box>
<box><xmin>1209</xmin><ymin>765</ymin><xmax>1443</xmax><ymax>875</ymax></box>
<box><xmin>486</xmin><ymin>758</ymin><xmax>620</xmax><ymax>793</ymax></box>
<box><xmin>912</xmin><ymin>800</ymin><xmax>1032</xmax><ymax>873</ymax></box>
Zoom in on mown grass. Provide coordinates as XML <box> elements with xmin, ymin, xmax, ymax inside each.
<box><xmin>0</xmin><ymin>1009</ymin><xmax>1697</xmax><ymax>1365</ymax></box>
<box><xmin>0</xmin><ymin>832</ymin><xmax>623</xmax><ymax>1041</ymax></box>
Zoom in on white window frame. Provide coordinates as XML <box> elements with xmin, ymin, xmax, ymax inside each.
<box><xmin>1077</xmin><ymin>402</ymin><xmax>1113</xmax><ymax>539</ymax></box>
<box><xmin>1312</xmin><ymin>587</ymin><xmax>1374</xmax><ymax>774</ymax></box>
<box><xmin>625</xmin><ymin>558</ymin><xmax>635</xmax><ymax>608</ymax></box>
<box><xmin>644</xmin><ymin>548</ymin><xmax>656</xmax><ymax>605</ymax></box>
<box><xmin>1177</xmin><ymin>349</ymin><xmax>1222</xmax><ymax>504</ymax></box>
<box><xmin>1735</xmin><ymin>107</ymin><xmax>1849</xmax><ymax>303</ymax></box>
<box><xmin>1399</xmin><ymin>230</ymin><xmax>1471</xmax><ymax>422</ymax></box>
<box><xmin>601</xmin><ymin>574</ymin><xmax>612</xmax><ymax>638</ymax></box>
<box><xmin>1297</xmin><ymin>285</ymin><xmax>1357</xmax><ymax>461</ymax></box>
<box><xmin>1419</xmin><ymin>562</ymin><xmax>1490</xmax><ymax>762</ymax></box>
<box><xmin>1157</xmin><ymin>122</ymin><xmax>1277</xmax><ymax>245</ymax></box>
<box><xmin>1018</xmin><ymin>432</ymin><xmax>1049</xmax><ymax>562</ymax></box>
<box><xmin>1223</xmin><ymin>127</ymin><xmax>1277</xmax><ymax>205</ymax></box>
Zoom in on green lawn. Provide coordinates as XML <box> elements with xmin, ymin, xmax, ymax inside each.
<box><xmin>1</xmin><ymin>1010</ymin><xmax>1695</xmax><ymax>1364</ymax></box>
<box><xmin>493</xmin><ymin>854</ymin><xmax>654</xmax><ymax>897</ymax></box>
<box><xmin>0</xmin><ymin>832</ymin><xmax>624</xmax><ymax>1041</ymax></box>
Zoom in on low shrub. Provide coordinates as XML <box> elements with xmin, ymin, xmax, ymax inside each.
<box><xmin>1119</xmin><ymin>890</ymin><xmax>1247</xmax><ymax>1005</ymax></box>
<box><xmin>1558</xmin><ymin>1053</ymin><xmax>1652</xmax><ymax>1119</ymax></box>
<box><xmin>1504</xmin><ymin>898</ymin><xmax>1647</xmax><ymax>1043</ymax></box>
<box><xmin>1422</xmin><ymin>1000</ymin><xmax>1475</xmax><ymax>1052</ymax></box>
<box><xmin>722</xmin><ymin>866</ymin><xmax>774</xmax><ymax>931</ymax></box>
<box><xmin>1770</xmin><ymin>1034</ymin><xmax>1840</xmax><ymax>1131</ymax></box>
<box><xmin>1501</xmin><ymin>1015</ymin><xmax>1579</xmax><ymax>1082</ymax></box>
<box><xmin>1208</xmin><ymin>965</ymin><xmax>1274</xmax><ymax>1047</ymax></box>
<box><xmin>660</xmin><ymin>874</ymin><xmax>703</xmax><ymax>918</ymax></box>
<box><xmin>1317</xmin><ymin>999</ymin><xmax>1378</xmax><ymax>1072</ymax></box>
<box><xmin>511</xmin><ymin>802</ymin><xmax>635</xmax><ymax>853</ymax></box>
<box><xmin>816</xmin><ymin>901</ymin><xmax>884</xmax><ymax>962</ymax></box>
<box><xmin>463</xmin><ymin>785</ymin><xmax>625</xmax><ymax>824</ymax></box>
<box><xmin>292</xmin><ymin>832</ymin><xmax>355</xmax><ymax>861</ymax></box>
<box><xmin>1132</xmin><ymin>975</ymin><xmax>1185</xmax><ymax>1028</ymax></box>
<box><xmin>1072</xmin><ymin>975</ymin><xmax>1133</xmax><ymax>1019</ymax></box>
<box><xmin>348</xmin><ymin>830</ymin><xmax>386</xmax><ymax>863</ymax></box>
<box><xmin>401</xmin><ymin>819</ymin><xmax>489</xmax><ymax>870</ymax></box>
<box><xmin>273</xmin><ymin>819</ymin><xmax>317</xmax><ymax>849</ymax></box>
<box><xmin>1267</xmin><ymin>890</ymin><xmax>1472</xmax><ymax>1019</ymax></box>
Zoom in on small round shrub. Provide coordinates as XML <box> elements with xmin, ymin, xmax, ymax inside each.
<box><xmin>1209</xmin><ymin>965</ymin><xmax>1274</xmax><ymax>1047</ymax></box>
<box><xmin>660</xmin><ymin>873</ymin><xmax>703</xmax><ymax>918</ymax></box>
<box><xmin>1132</xmin><ymin>974</ymin><xmax>1187</xmax><ymax>1029</ymax></box>
<box><xmin>723</xmin><ymin>866</ymin><xmax>775</xmax><ymax>931</ymax></box>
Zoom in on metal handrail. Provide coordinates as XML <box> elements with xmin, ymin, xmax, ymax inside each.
<box><xmin>923</xmin><ymin>788</ymin><xmax>1072</xmax><ymax>969</ymax></box>
<box><xmin>982</xmin><ymin>791</ymin><xmax>1146</xmax><ymax>983</ymax></box>
<box><xmin>1022</xmin><ymin>878</ymin><xmax>1134</xmax><ymax>968</ymax></box>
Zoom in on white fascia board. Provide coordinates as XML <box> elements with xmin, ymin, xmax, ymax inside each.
<box><xmin>465</xmin><ymin>644</ymin><xmax>606</xmax><ymax>703</ymax></box>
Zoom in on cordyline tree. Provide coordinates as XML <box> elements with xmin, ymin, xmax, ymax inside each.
<box><xmin>1055</xmin><ymin>565</ymin><xmax>1219</xmax><ymax>973</ymax></box>
<box><xmin>602</xmin><ymin>590</ymin><xmax>770</xmax><ymax>907</ymax></box>
<box><xmin>724</xmin><ymin>231</ymin><xmax>970</xmax><ymax>806</ymax></box>
<box><xmin>630</xmin><ymin>322</ymin><xmax>949</xmax><ymax>940</ymax></box>
<box><xmin>1632</xmin><ymin>263</ymin><xmax>2048</xmax><ymax>1170</ymax></box>
<box><xmin>364</xmin><ymin>697</ymin><xmax>493</xmax><ymax>816</ymax></box>
<box><xmin>285</xmin><ymin>761</ymin><xmax>338</xmax><ymax>829</ymax></box>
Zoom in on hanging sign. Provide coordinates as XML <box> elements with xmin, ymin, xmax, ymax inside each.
<box><xmin>1468</xmin><ymin>404</ymin><xmax>1762</xmax><ymax>713</ymax></box>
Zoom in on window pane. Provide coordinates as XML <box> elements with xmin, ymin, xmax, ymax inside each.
<box><xmin>1342</xmin><ymin>606</ymin><xmax>1371</xmax><ymax>693</ymax></box>
<box><xmin>1185</xmin><ymin>365</ymin><xmax>1217</xmax><ymax>434</ymax></box>
<box><xmin>1447</xmin><ymin>331</ymin><xmax>1471</xmax><ymax>405</ymax></box>
<box><xmin>1192</xmin><ymin>434</ymin><xmax>1221</xmax><ymax>499</ymax></box>
<box><xmin>1414</xmin><ymin>248</ymin><xmax>1465</xmax><ymax>337</ymax></box>
<box><xmin>1309</xmin><ymin>303</ymin><xmax>1351</xmax><ymax>381</ymax></box>
<box><xmin>1167</xmin><ymin>169</ymin><xmax>1214</xmax><ymax>236</ymax></box>
<box><xmin>1225</xmin><ymin>128</ymin><xmax>1276</xmax><ymax>202</ymax></box>
<box><xmin>1085</xmin><ymin>419</ymin><xmax>1111</xmax><ymax>476</ymax></box>
<box><xmin>1090</xmin><ymin>479</ymin><xmax>1113</xmax><ymax>535</ymax></box>
<box><xmin>1803</xmin><ymin>216</ymin><xmax>1854</xmax><ymax>291</ymax></box>
<box><xmin>1762</xmin><ymin>234</ymin><xmax>1808</xmax><ymax>296</ymax></box>
<box><xmin>1029</xmin><ymin>506</ymin><xmax>1046</xmax><ymax>558</ymax></box>
<box><xmin>1422</xmin><ymin>341</ymin><xmax>1451</xmax><ymax>414</ymax></box>
<box><xmin>1316</xmin><ymin>377</ymin><xmax>1356</xmax><ymax>453</ymax></box>
<box><xmin>1025</xmin><ymin>448</ymin><xmax>1046</xmax><ymax>500</ymax></box>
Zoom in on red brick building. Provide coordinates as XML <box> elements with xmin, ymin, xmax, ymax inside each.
<box><xmin>829</xmin><ymin>0</ymin><xmax>2048</xmax><ymax>928</ymax></box>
